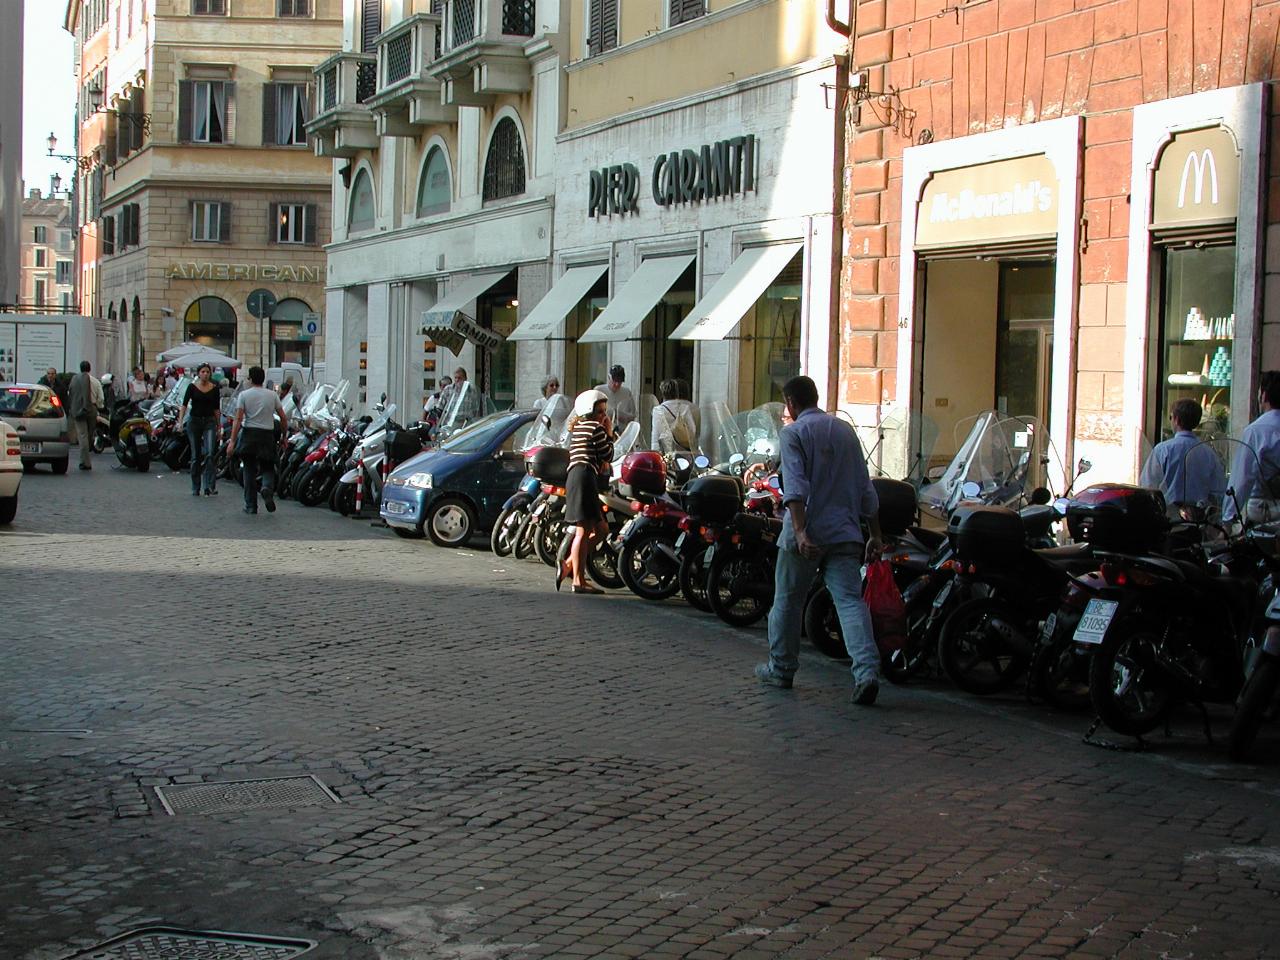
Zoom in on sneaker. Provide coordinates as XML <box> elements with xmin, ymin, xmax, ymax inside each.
<box><xmin>263</xmin><ymin>490</ymin><xmax>276</xmax><ymax>513</ymax></box>
<box><xmin>754</xmin><ymin>663</ymin><xmax>793</xmax><ymax>689</ymax></box>
<box><xmin>852</xmin><ymin>679</ymin><xmax>880</xmax><ymax>706</ymax></box>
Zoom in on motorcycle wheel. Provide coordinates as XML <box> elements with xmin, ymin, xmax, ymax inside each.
<box><xmin>135</xmin><ymin>453</ymin><xmax>150</xmax><ymax>473</ymax></box>
<box><xmin>490</xmin><ymin>506</ymin><xmax>522</xmax><ymax>557</ymax></box>
<box><xmin>803</xmin><ymin>586</ymin><xmax>848</xmax><ymax>659</ymax></box>
<box><xmin>587</xmin><ymin>536</ymin><xmax>624</xmax><ymax>590</ymax></box>
<box><xmin>513</xmin><ymin>513</ymin><xmax>538</xmax><ymax>560</ymax></box>
<box><xmin>1029</xmin><ymin>626</ymin><xmax>1092</xmax><ymax>712</ymax></box>
<box><xmin>1087</xmin><ymin>618</ymin><xmax>1173</xmax><ymax>736</ymax></box>
<box><xmin>707</xmin><ymin>546</ymin><xmax>772</xmax><ymax>628</ymax></box>
<box><xmin>295</xmin><ymin>466</ymin><xmax>333</xmax><ymax>507</ymax></box>
<box><xmin>161</xmin><ymin>440</ymin><xmax>184</xmax><ymax>472</ymax></box>
<box><xmin>92</xmin><ymin>429</ymin><xmax>109</xmax><ymax>453</ymax></box>
<box><xmin>535</xmin><ymin>517</ymin><xmax>564</xmax><ymax>567</ymax></box>
<box><xmin>937</xmin><ymin>598</ymin><xmax>1028</xmax><ymax>695</ymax></box>
<box><xmin>883</xmin><ymin>590</ymin><xmax>939</xmax><ymax>684</ymax></box>
<box><xmin>335</xmin><ymin>480</ymin><xmax>358</xmax><ymax>516</ymax></box>
<box><xmin>619</xmin><ymin>528</ymin><xmax>682</xmax><ymax>601</ymax></box>
<box><xmin>679</xmin><ymin>552</ymin><xmax>712</xmax><ymax>612</ymax></box>
<box><xmin>1228</xmin><ymin>656</ymin><xmax>1280</xmax><ymax>761</ymax></box>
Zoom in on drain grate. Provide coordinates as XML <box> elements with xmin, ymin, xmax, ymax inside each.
<box><xmin>68</xmin><ymin>926</ymin><xmax>315</xmax><ymax>958</ymax></box>
<box><xmin>154</xmin><ymin>775</ymin><xmax>340</xmax><ymax>816</ymax></box>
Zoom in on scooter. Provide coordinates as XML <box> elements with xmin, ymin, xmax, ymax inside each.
<box><xmin>109</xmin><ymin>399</ymin><xmax>153</xmax><ymax>472</ymax></box>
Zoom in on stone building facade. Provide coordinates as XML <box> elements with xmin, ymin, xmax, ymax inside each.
<box><xmin>840</xmin><ymin>0</ymin><xmax>1280</xmax><ymax>484</ymax></box>
<box><xmin>19</xmin><ymin>192</ymin><xmax>77</xmax><ymax>312</ymax></box>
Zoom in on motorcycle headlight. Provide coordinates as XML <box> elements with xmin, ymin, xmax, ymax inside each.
<box><xmin>405</xmin><ymin>472</ymin><xmax>433</xmax><ymax>490</ymax></box>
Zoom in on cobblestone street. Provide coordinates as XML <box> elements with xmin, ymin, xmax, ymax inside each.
<box><xmin>2</xmin><ymin>454</ymin><xmax>1280</xmax><ymax>959</ymax></box>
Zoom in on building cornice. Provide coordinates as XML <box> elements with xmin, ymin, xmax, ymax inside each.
<box><xmin>324</xmin><ymin>195</ymin><xmax>554</xmax><ymax>259</ymax></box>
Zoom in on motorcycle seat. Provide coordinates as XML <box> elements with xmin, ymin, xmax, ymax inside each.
<box><xmin>1032</xmin><ymin>543</ymin><xmax>1096</xmax><ymax>574</ymax></box>
<box><xmin>909</xmin><ymin>525</ymin><xmax>947</xmax><ymax>551</ymax></box>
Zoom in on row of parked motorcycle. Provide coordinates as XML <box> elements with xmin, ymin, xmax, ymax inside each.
<box><xmin>123</xmin><ymin>373</ymin><xmax>1280</xmax><ymax>763</ymax></box>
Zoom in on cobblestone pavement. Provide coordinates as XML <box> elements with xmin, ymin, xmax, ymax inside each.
<box><xmin>3</xmin><ymin>453</ymin><xmax>1280</xmax><ymax>959</ymax></box>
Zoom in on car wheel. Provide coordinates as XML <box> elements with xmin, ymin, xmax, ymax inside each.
<box><xmin>0</xmin><ymin>495</ymin><xmax>15</xmax><ymax>525</ymax></box>
<box><xmin>426</xmin><ymin>497</ymin><xmax>476</xmax><ymax>548</ymax></box>
<box><xmin>51</xmin><ymin>458</ymin><xmax>69</xmax><ymax>475</ymax></box>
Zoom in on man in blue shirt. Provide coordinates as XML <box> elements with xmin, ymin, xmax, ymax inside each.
<box><xmin>1139</xmin><ymin>399</ymin><xmax>1226</xmax><ymax>514</ymax></box>
<box><xmin>755</xmin><ymin>376</ymin><xmax>884</xmax><ymax>705</ymax></box>
<box><xmin>1225</xmin><ymin>371</ymin><xmax>1280</xmax><ymax>522</ymax></box>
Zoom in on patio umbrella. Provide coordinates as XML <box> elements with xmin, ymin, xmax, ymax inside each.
<box><xmin>168</xmin><ymin>348</ymin><xmax>242</xmax><ymax>370</ymax></box>
<box><xmin>156</xmin><ymin>342</ymin><xmax>207</xmax><ymax>362</ymax></box>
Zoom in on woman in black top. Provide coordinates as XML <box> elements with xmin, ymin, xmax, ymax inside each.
<box><xmin>559</xmin><ymin>390</ymin><xmax>614</xmax><ymax>594</ymax></box>
<box><xmin>179</xmin><ymin>363</ymin><xmax>223</xmax><ymax>496</ymax></box>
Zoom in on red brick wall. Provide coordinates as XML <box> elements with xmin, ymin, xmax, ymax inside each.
<box><xmin>840</xmin><ymin>0</ymin><xmax>1280</xmax><ymax>419</ymax></box>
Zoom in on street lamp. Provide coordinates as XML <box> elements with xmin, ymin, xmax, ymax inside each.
<box><xmin>46</xmin><ymin>132</ymin><xmax>96</xmax><ymax>173</ymax></box>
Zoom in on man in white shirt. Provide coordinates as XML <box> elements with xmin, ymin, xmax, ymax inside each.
<box><xmin>1225</xmin><ymin>371</ymin><xmax>1280</xmax><ymax>523</ymax></box>
<box><xmin>226</xmin><ymin>365</ymin><xmax>288</xmax><ymax>515</ymax></box>
<box><xmin>595</xmin><ymin>365</ymin><xmax>637</xmax><ymax>429</ymax></box>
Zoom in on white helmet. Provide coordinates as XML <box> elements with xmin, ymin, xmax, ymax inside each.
<box><xmin>573</xmin><ymin>389</ymin><xmax>609</xmax><ymax>417</ymax></box>
<box><xmin>100</xmin><ymin>373</ymin><xmax>113</xmax><ymax>385</ymax></box>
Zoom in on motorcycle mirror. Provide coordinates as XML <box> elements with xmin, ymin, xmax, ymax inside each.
<box><xmin>960</xmin><ymin>480</ymin><xmax>982</xmax><ymax>499</ymax></box>
<box><xmin>675</xmin><ymin>457</ymin><xmax>690</xmax><ymax>471</ymax></box>
<box><xmin>729</xmin><ymin>453</ymin><xmax>746</xmax><ymax>466</ymax></box>
<box><xmin>1053</xmin><ymin>496</ymin><xmax>1071</xmax><ymax>517</ymax></box>
<box><xmin>694</xmin><ymin>455</ymin><xmax>710</xmax><ymax>469</ymax></box>
<box><xmin>1029</xmin><ymin>486</ymin><xmax>1051</xmax><ymax>505</ymax></box>
<box><xmin>1077</xmin><ymin>458</ymin><xmax>1093</xmax><ymax>475</ymax></box>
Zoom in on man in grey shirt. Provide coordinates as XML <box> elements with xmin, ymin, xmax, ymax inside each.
<box><xmin>226</xmin><ymin>365</ymin><xmax>287</xmax><ymax>514</ymax></box>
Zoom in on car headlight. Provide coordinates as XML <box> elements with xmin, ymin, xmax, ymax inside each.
<box><xmin>405</xmin><ymin>472</ymin><xmax>433</xmax><ymax>490</ymax></box>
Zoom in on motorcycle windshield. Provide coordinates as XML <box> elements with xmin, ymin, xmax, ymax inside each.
<box><xmin>523</xmin><ymin>393</ymin><xmax>572</xmax><ymax>449</ymax></box>
<box><xmin>612</xmin><ymin>420</ymin><xmax>642</xmax><ymax>461</ymax></box>
<box><xmin>860</xmin><ymin>407</ymin><xmax>940</xmax><ymax>485</ymax></box>
<box><xmin>364</xmin><ymin>403</ymin><xmax>398</xmax><ymax>437</ymax></box>
<box><xmin>918</xmin><ymin>411</ymin><xmax>1044</xmax><ymax>515</ymax></box>
<box><xmin>437</xmin><ymin>382</ymin><xmax>495</xmax><ymax>440</ymax></box>
<box><xmin>697</xmin><ymin>401</ymin><xmax>746</xmax><ymax>464</ymax></box>
<box><xmin>732</xmin><ymin>403</ymin><xmax>784</xmax><ymax>468</ymax></box>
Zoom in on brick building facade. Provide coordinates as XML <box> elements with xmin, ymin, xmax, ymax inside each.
<box><xmin>840</xmin><ymin>0</ymin><xmax>1280</xmax><ymax>483</ymax></box>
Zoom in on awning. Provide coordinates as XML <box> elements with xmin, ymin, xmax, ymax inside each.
<box><xmin>420</xmin><ymin>270</ymin><xmax>510</xmax><ymax>352</ymax></box>
<box><xmin>670</xmin><ymin>241</ymin><xmax>803</xmax><ymax>340</ymax></box>
<box><xmin>506</xmin><ymin>262</ymin><xmax>609</xmax><ymax>341</ymax></box>
<box><xmin>577</xmin><ymin>254</ymin><xmax>695</xmax><ymax>344</ymax></box>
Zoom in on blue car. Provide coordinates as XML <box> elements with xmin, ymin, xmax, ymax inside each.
<box><xmin>381</xmin><ymin>410</ymin><xmax>536</xmax><ymax>547</ymax></box>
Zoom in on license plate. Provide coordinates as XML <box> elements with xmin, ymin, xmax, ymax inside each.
<box><xmin>384</xmin><ymin>501</ymin><xmax>408</xmax><ymax>515</ymax></box>
<box><xmin>620</xmin><ymin>519</ymin><xmax>636</xmax><ymax>540</ymax></box>
<box><xmin>134</xmin><ymin>434</ymin><xmax>148</xmax><ymax>447</ymax></box>
<box><xmin>1039</xmin><ymin>612</ymin><xmax>1058</xmax><ymax>643</ymax></box>
<box><xmin>1074</xmin><ymin>599</ymin><xmax>1118</xmax><ymax>646</ymax></box>
<box><xmin>675</xmin><ymin>532</ymin><xmax>687</xmax><ymax>549</ymax></box>
<box><xmin>20</xmin><ymin>441</ymin><xmax>39</xmax><ymax>454</ymax></box>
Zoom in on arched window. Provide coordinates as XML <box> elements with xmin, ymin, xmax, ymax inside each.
<box><xmin>482</xmin><ymin>117</ymin><xmax>526</xmax><ymax>202</ymax></box>
<box><xmin>349</xmin><ymin>168</ymin><xmax>375</xmax><ymax>231</ymax></box>
<box><xmin>183</xmin><ymin>296</ymin><xmax>237</xmax><ymax>354</ymax></box>
<box><xmin>271</xmin><ymin>297</ymin><xmax>313</xmax><ymax>367</ymax></box>
<box><xmin>416</xmin><ymin>146</ymin><xmax>451</xmax><ymax>217</ymax></box>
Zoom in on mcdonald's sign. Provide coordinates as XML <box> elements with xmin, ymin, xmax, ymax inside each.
<box><xmin>1153</xmin><ymin>126</ymin><xmax>1239</xmax><ymax>229</ymax></box>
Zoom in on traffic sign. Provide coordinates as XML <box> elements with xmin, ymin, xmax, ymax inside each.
<box><xmin>302</xmin><ymin>312</ymin><xmax>322</xmax><ymax>337</ymax></box>
<box><xmin>246</xmin><ymin>288</ymin><xmax>277</xmax><ymax>319</ymax></box>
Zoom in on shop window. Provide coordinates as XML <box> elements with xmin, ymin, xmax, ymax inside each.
<box><xmin>271</xmin><ymin>297</ymin><xmax>313</xmax><ymax>366</ymax></box>
<box><xmin>178</xmin><ymin>79</ymin><xmax>232</xmax><ymax>143</ymax></box>
<box><xmin>184</xmin><ymin>296</ymin><xmax>237</xmax><ymax>355</ymax></box>
<box><xmin>668</xmin><ymin>0</ymin><xmax>705</xmax><ymax>27</ymax></box>
<box><xmin>995</xmin><ymin>262</ymin><xmax>1055</xmax><ymax>426</ymax></box>
<box><xmin>481</xmin><ymin>118</ymin><xmax>526</xmax><ymax>203</ymax></box>
<box><xmin>569</xmin><ymin>275</ymin><xmax>611</xmax><ymax>394</ymax></box>
<box><xmin>741</xmin><ymin>251</ymin><xmax>802</xmax><ymax>408</ymax></box>
<box><xmin>586</xmin><ymin>0</ymin><xmax>617</xmax><ymax>56</ymax></box>
<box><xmin>349</xmin><ymin>169</ymin><xmax>376</xmax><ymax>232</ymax></box>
<box><xmin>191</xmin><ymin>201</ymin><xmax>230</xmax><ymax>242</ymax></box>
<box><xmin>642</xmin><ymin>262</ymin><xmax>696</xmax><ymax>399</ymax></box>
<box><xmin>1155</xmin><ymin>244</ymin><xmax>1237</xmax><ymax>438</ymax></box>
<box><xmin>478</xmin><ymin>278</ymin><xmax>520</xmax><ymax>409</ymax></box>
<box><xmin>416</xmin><ymin>147</ymin><xmax>451</xmax><ymax>217</ymax></box>
<box><xmin>271</xmin><ymin>202</ymin><xmax>317</xmax><ymax>244</ymax></box>
<box><xmin>263</xmin><ymin>82</ymin><xmax>309</xmax><ymax>146</ymax></box>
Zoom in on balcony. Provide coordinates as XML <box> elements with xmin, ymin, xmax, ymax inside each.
<box><xmin>306</xmin><ymin>51</ymin><xmax>379</xmax><ymax>158</ymax></box>
<box><xmin>427</xmin><ymin>0</ymin><xmax>536</xmax><ymax>107</ymax></box>
<box><xmin>366</xmin><ymin>13</ymin><xmax>458</xmax><ymax>136</ymax></box>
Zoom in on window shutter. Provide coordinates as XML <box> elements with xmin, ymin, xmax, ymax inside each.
<box><xmin>304</xmin><ymin>203</ymin><xmax>318</xmax><ymax>245</ymax></box>
<box><xmin>587</xmin><ymin>0</ymin><xmax>601</xmax><ymax>54</ymax></box>
<box><xmin>361</xmin><ymin>0</ymin><xmax>381</xmax><ymax>52</ymax></box>
<box><xmin>177</xmin><ymin>79</ymin><xmax>193</xmax><ymax>141</ymax></box>
<box><xmin>222</xmin><ymin>81</ymin><xmax>236</xmax><ymax>144</ymax></box>
<box><xmin>600</xmin><ymin>0</ymin><xmax>617</xmax><ymax>52</ymax></box>
<box><xmin>131</xmin><ymin>88</ymin><xmax>145</xmax><ymax>150</ymax></box>
<box><xmin>262</xmin><ymin>82</ymin><xmax>278</xmax><ymax>145</ymax></box>
<box><xmin>105</xmin><ymin>116</ymin><xmax>118</xmax><ymax>165</ymax></box>
<box><xmin>300</xmin><ymin>84</ymin><xmax>312</xmax><ymax>147</ymax></box>
<box><xmin>189</xmin><ymin>200</ymin><xmax>197</xmax><ymax>240</ymax></box>
<box><xmin>129</xmin><ymin>204</ymin><xmax>141</xmax><ymax>245</ymax></box>
<box><xmin>103</xmin><ymin>215</ymin><xmax>115</xmax><ymax>255</ymax></box>
<box><xmin>269</xmin><ymin>202</ymin><xmax>279</xmax><ymax>244</ymax></box>
<box><xmin>219</xmin><ymin>202</ymin><xmax>232</xmax><ymax>242</ymax></box>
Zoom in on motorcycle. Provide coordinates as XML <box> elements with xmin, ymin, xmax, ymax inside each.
<box><xmin>109</xmin><ymin>399</ymin><xmax>153</xmax><ymax>472</ymax></box>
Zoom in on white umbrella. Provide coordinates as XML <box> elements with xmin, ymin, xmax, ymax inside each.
<box><xmin>156</xmin><ymin>342</ymin><xmax>206</xmax><ymax>362</ymax></box>
<box><xmin>168</xmin><ymin>348</ymin><xmax>243</xmax><ymax>370</ymax></box>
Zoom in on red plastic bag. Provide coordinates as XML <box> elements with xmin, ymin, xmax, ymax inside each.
<box><xmin>863</xmin><ymin>559</ymin><xmax>907</xmax><ymax>655</ymax></box>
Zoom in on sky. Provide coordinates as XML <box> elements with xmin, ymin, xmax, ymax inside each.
<box><xmin>21</xmin><ymin>0</ymin><xmax>77</xmax><ymax>198</ymax></box>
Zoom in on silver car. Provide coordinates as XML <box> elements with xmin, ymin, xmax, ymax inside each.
<box><xmin>0</xmin><ymin>383</ymin><xmax>72</xmax><ymax>474</ymax></box>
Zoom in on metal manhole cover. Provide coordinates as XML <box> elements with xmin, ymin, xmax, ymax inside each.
<box><xmin>154</xmin><ymin>775</ymin><xmax>340</xmax><ymax>816</ymax></box>
<box><xmin>68</xmin><ymin>926</ymin><xmax>315</xmax><ymax>958</ymax></box>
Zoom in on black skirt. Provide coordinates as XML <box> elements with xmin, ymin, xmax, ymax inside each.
<box><xmin>564</xmin><ymin>463</ymin><xmax>604</xmax><ymax>526</ymax></box>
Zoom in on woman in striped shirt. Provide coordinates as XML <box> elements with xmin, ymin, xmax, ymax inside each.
<box><xmin>559</xmin><ymin>389</ymin><xmax>615</xmax><ymax>594</ymax></box>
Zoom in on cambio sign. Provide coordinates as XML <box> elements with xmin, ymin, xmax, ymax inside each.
<box><xmin>1152</xmin><ymin>126</ymin><xmax>1239</xmax><ymax>229</ymax></box>
<box><xmin>914</xmin><ymin>154</ymin><xmax>1060</xmax><ymax>249</ymax></box>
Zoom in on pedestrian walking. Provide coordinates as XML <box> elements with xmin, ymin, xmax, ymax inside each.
<box><xmin>594</xmin><ymin>365</ymin><xmax>637</xmax><ymax>429</ymax></box>
<box><xmin>1139</xmin><ymin>398</ymin><xmax>1226</xmax><ymax>515</ymax></box>
<box><xmin>755</xmin><ymin>375</ymin><xmax>885</xmax><ymax>705</ymax></box>
<box><xmin>1224</xmin><ymin>370</ymin><xmax>1280</xmax><ymax>523</ymax></box>
<box><xmin>226</xmin><ymin>365</ymin><xmax>287</xmax><ymax>515</ymax></box>
<box><xmin>557</xmin><ymin>389</ymin><xmax>614</xmax><ymax>595</ymax></box>
<box><xmin>67</xmin><ymin>360</ymin><xmax>99</xmax><ymax>471</ymax></box>
<box><xmin>179</xmin><ymin>362</ymin><xmax>222</xmax><ymax>496</ymax></box>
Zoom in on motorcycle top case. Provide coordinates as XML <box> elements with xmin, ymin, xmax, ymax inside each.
<box><xmin>948</xmin><ymin>504</ymin><xmax>1025</xmax><ymax>564</ymax></box>
<box><xmin>620</xmin><ymin>451</ymin><xmax>667</xmax><ymax>497</ymax></box>
<box><xmin>1065</xmin><ymin>483</ymin><xmax>1167</xmax><ymax>551</ymax></box>
<box><xmin>384</xmin><ymin>428</ymin><xmax>423</xmax><ymax>465</ymax></box>
<box><xmin>872</xmin><ymin>477</ymin><xmax>917</xmax><ymax>536</ymax></box>
<box><xmin>528</xmin><ymin>445</ymin><xmax>570</xmax><ymax>486</ymax></box>
<box><xmin>683</xmin><ymin>474</ymin><xmax>744</xmax><ymax>524</ymax></box>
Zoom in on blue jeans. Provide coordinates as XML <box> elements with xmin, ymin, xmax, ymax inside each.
<box><xmin>766</xmin><ymin>542</ymin><xmax>880</xmax><ymax>685</ymax></box>
<box><xmin>187</xmin><ymin>417</ymin><xmax>218</xmax><ymax>493</ymax></box>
